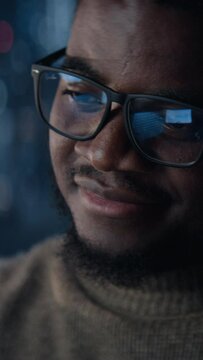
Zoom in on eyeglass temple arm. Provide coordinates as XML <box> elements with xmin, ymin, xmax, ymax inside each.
<box><xmin>35</xmin><ymin>48</ymin><xmax>66</xmax><ymax>66</ymax></box>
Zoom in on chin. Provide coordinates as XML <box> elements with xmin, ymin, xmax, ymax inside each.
<box><xmin>70</xmin><ymin>211</ymin><xmax>172</xmax><ymax>256</ymax></box>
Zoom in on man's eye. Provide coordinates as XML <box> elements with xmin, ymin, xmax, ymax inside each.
<box><xmin>64</xmin><ymin>90</ymin><xmax>101</xmax><ymax>104</ymax></box>
<box><xmin>62</xmin><ymin>89</ymin><xmax>104</xmax><ymax>113</ymax></box>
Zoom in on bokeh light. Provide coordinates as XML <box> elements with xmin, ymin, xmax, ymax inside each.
<box><xmin>18</xmin><ymin>107</ymin><xmax>37</xmax><ymax>143</ymax></box>
<box><xmin>10</xmin><ymin>39</ymin><xmax>31</xmax><ymax>74</ymax></box>
<box><xmin>0</xmin><ymin>21</ymin><xmax>14</xmax><ymax>54</ymax></box>
<box><xmin>0</xmin><ymin>174</ymin><xmax>13</xmax><ymax>213</ymax></box>
<box><xmin>0</xmin><ymin>79</ymin><xmax>8</xmax><ymax>115</ymax></box>
<box><xmin>0</xmin><ymin>109</ymin><xmax>14</xmax><ymax>146</ymax></box>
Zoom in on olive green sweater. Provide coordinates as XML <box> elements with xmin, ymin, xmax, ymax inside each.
<box><xmin>0</xmin><ymin>236</ymin><xmax>203</xmax><ymax>360</ymax></box>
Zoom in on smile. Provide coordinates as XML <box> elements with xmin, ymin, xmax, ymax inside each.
<box><xmin>74</xmin><ymin>175</ymin><xmax>171</xmax><ymax>218</ymax></box>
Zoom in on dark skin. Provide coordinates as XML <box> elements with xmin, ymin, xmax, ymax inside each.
<box><xmin>50</xmin><ymin>0</ymin><xmax>203</xmax><ymax>257</ymax></box>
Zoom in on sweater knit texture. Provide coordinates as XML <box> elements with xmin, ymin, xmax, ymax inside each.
<box><xmin>0</xmin><ymin>235</ymin><xmax>203</xmax><ymax>360</ymax></box>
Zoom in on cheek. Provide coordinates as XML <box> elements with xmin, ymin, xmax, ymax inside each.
<box><xmin>49</xmin><ymin>131</ymin><xmax>75</xmax><ymax>185</ymax></box>
<box><xmin>167</xmin><ymin>166</ymin><xmax>203</xmax><ymax>213</ymax></box>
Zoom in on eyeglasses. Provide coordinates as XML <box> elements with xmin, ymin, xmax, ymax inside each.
<box><xmin>32</xmin><ymin>48</ymin><xmax>203</xmax><ymax>168</ymax></box>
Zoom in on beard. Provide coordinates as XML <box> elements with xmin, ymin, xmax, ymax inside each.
<box><xmin>50</xmin><ymin>168</ymin><xmax>203</xmax><ymax>287</ymax></box>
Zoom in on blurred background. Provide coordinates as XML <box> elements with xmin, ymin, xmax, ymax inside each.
<box><xmin>0</xmin><ymin>0</ymin><xmax>76</xmax><ymax>256</ymax></box>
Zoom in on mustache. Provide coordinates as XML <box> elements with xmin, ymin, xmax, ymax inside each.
<box><xmin>67</xmin><ymin>165</ymin><xmax>173</xmax><ymax>203</ymax></box>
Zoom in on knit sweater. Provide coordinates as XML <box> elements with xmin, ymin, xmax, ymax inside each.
<box><xmin>0</xmin><ymin>235</ymin><xmax>203</xmax><ymax>360</ymax></box>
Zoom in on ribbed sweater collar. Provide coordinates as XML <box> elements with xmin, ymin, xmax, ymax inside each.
<box><xmin>51</xmin><ymin>238</ymin><xmax>203</xmax><ymax>320</ymax></box>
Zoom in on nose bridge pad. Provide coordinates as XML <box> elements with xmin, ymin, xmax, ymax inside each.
<box><xmin>106</xmin><ymin>93</ymin><xmax>126</xmax><ymax>125</ymax></box>
<box><xmin>110</xmin><ymin>102</ymin><xmax>123</xmax><ymax>118</ymax></box>
<box><xmin>111</xmin><ymin>93</ymin><xmax>126</xmax><ymax>111</ymax></box>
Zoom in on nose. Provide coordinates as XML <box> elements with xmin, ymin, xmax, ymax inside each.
<box><xmin>74</xmin><ymin>105</ymin><xmax>150</xmax><ymax>172</ymax></box>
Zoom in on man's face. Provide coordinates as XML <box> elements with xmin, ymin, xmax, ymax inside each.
<box><xmin>50</xmin><ymin>0</ymin><xmax>203</xmax><ymax>258</ymax></box>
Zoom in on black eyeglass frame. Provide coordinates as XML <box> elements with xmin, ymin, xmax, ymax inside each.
<box><xmin>32</xmin><ymin>48</ymin><xmax>203</xmax><ymax>168</ymax></box>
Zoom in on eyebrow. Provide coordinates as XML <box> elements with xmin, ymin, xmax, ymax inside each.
<box><xmin>62</xmin><ymin>55</ymin><xmax>106</xmax><ymax>84</ymax></box>
<box><xmin>61</xmin><ymin>55</ymin><xmax>202</xmax><ymax>107</ymax></box>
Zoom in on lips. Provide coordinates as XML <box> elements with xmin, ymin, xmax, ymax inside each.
<box><xmin>75</xmin><ymin>175</ymin><xmax>161</xmax><ymax>204</ymax></box>
<box><xmin>74</xmin><ymin>174</ymin><xmax>172</xmax><ymax>218</ymax></box>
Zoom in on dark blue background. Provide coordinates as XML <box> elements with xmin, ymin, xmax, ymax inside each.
<box><xmin>0</xmin><ymin>0</ymin><xmax>76</xmax><ymax>256</ymax></box>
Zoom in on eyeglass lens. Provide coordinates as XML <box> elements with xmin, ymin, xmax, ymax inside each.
<box><xmin>128</xmin><ymin>97</ymin><xmax>203</xmax><ymax>164</ymax></box>
<box><xmin>39</xmin><ymin>70</ymin><xmax>203</xmax><ymax>164</ymax></box>
<box><xmin>40</xmin><ymin>71</ymin><xmax>108</xmax><ymax>138</ymax></box>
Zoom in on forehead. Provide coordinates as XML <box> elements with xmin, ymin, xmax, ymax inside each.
<box><xmin>67</xmin><ymin>0</ymin><xmax>203</xmax><ymax>95</ymax></box>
